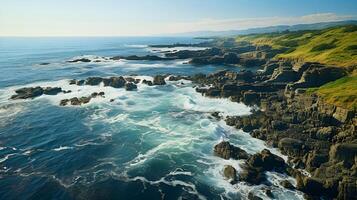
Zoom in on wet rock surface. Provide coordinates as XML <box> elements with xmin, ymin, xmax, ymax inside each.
<box><xmin>192</xmin><ymin>59</ymin><xmax>356</xmax><ymax>198</ymax></box>
<box><xmin>11</xmin><ymin>87</ymin><xmax>63</xmax><ymax>100</ymax></box>
<box><xmin>214</xmin><ymin>141</ymin><xmax>249</xmax><ymax>160</ymax></box>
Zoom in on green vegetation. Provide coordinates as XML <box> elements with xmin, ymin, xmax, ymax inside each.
<box><xmin>235</xmin><ymin>25</ymin><xmax>357</xmax><ymax>67</ymax></box>
<box><xmin>307</xmin><ymin>73</ymin><xmax>357</xmax><ymax>110</ymax></box>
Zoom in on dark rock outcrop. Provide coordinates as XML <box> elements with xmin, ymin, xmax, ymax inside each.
<box><xmin>153</xmin><ymin>75</ymin><xmax>166</xmax><ymax>85</ymax></box>
<box><xmin>11</xmin><ymin>87</ymin><xmax>63</xmax><ymax>100</ymax></box>
<box><xmin>125</xmin><ymin>82</ymin><xmax>137</xmax><ymax>91</ymax></box>
<box><xmin>214</xmin><ymin>141</ymin><xmax>249</xmax><ymax>160</ymax></box>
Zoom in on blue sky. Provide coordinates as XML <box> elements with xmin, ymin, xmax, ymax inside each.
<box><xmin>0</xmin><ymin>0</ymin><xmax>356</xmax><ymax>36</ymax></box>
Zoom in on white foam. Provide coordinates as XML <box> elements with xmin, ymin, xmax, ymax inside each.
<box><xmin>53</xmin><ymin>146</ymin><xmax>74</xmax><ymax>151</ymax></box>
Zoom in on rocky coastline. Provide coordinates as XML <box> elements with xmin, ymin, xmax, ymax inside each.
<box><xmin>10</xmin><ymin>41</ymin><xmax>356</xmax><ymax>199</ymax></box>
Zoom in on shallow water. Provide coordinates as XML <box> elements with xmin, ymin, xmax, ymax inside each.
<box><xmin>0</xmin><ymin>37</ymin><xmax>304</xmax><ymax>200</ymax></box>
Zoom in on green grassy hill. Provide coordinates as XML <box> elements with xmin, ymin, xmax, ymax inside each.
<box><xmin>307</xmin><ymin>72</ymin><xmax>357</xmax><ymax>110</ymax></box>
<box><xmin>236</xmin><ymin>25</ymin><xmax>357</xmax><ymax>67</ymax></box>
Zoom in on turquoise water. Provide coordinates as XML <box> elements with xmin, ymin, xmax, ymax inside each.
<box><xmin>0</xmin><ymin>37</ymin><xmax>304</xmax><ymax>200</ymax></box>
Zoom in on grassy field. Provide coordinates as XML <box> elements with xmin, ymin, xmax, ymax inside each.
<box><xmin>307</xmin><ymin>72</ymin><xmax>357</xmax><ymax>110</ymax></box>
<box><xmin>236</xmin><ymin>25</ymin><xmax>357</xmax><ymax>67</ymax></box>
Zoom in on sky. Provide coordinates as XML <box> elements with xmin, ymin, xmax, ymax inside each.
<box><xmin>0</xmin><ymin>0</ymin><xmax>356</xmax><ymax>36</ymax></box>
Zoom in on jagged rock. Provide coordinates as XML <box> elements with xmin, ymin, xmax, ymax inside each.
<box><xmin>67</xmin><ymin>58</ymin><xmax>91</xmax><ymax>63</ymax></box>
<box><xmin>214</xmin><ymin>141</ymin><xmax>249</xmax><ymax>160</ymax></box>
<box><xmin>338</xmin><ymin>177</ymin><xmax>357</xmax><ymax>200</ymax></box>
<box><xmin>247</xmin><ymin>149</ymin><xmax>286</xmax><ymax>172</ymax></box>
<box><xmin>242</xmin><ymin>91</ymin><xmax>260</xmax><ymax>105</ymax></box>
<box><xmin>11</xmin><ymin>87</ymin><xmax>44</xmax><ymax>100</ymax></box>
<box><xmin>43</xmin><ymin>87</ymin><xmax>62</xmax><ymax>95</ymax></box>
<box><xmin>223</xmin><ymin>52</ymin><xmax>240</xmax><ymax>64</ymax></box>
<box><xmin>223</xmin><ymin>165</ymin><xmax>237</xmax><ymax>184</ymax></box>
<box><xmin>280</xmin><ymin>180</ymin><xmax>295</xmax><ymax>190</ymax></box>
<box><xmin>278</xmin><ymin>138</ymin><xmax>305</xmax><ymax>157</ymax></box>
<box><xmin>142</xmin><ymin>79</ymin><xmax>153</xmax><ymax>86</ymax></box>
<box><xmin>315</xmin><ymin>126</ymin><xmax>337</xmax><ymax>141</ymax></box>
<box><xmin>262</xmin><ymin>61</ymin><xmax>280</xmax><ymax>75</ymax></box>
<box><xmin>60</xmin><ymin>99</ymin><xmax>69</xmax><ymax>106</ymax></box>
<box><xmin>125</xmin><ymin>82</ymin><xmax>137</xmax><ymax>91</ymax></box>
<box><xmin>329</xmin><ymin>143</ymin><xmax>357</xmax><ymax>167</ymax></box>
<box><xmin>205</xmin><ymin>88</ymin><xmax>221</xmax><ymax>97</ymax></box>
<box><xmin>304</xmin><ymin>151</ymin><xmax>329</xmax><ymax>170</ymax></box>
<box><xmin>239</xmin><ymin>165</ymin><xmax>265</xmax><ymax>185</ymax></box>
<box><xmin>292</xmin><ymin>66</ymin><xmax>347</xmax><ymax>89</ymax></box>
<box><xmin>297</xmin><ymin>176</ymin><xmax>325</xmax><ymax>196</ymax></box>
<box><xmin>85</xmin><ymin>77</ymin><xmax>103</xmax><ymax>86</ymax></box>
<box><xmin>91</xmin><ymin>92</ymin><xmax>105</xmax><ymax>98</ymax></box>
<box><xmin>153</xmin><ymin>75</ymin><xmax>166</xmax><ymax>85</ymax></box>
<box><xmin>333</xmin><ymin>107</ymin><xmax>355</xmax><ymax>123</ymax></box>
<box><xmin>269</xmin><ymin>67</ymin><xmax>299</xmax><ymax>83</ymax></box>
<box><xmin>103</xmin><ymin>77</ymin><xmax>126</xmax><ymax>88</ymax></box>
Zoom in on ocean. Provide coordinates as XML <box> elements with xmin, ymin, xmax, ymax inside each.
<box><xmin>0</xmin><ymin>37</ymin><xmax>304</xmax><ymax>200</ymax></box>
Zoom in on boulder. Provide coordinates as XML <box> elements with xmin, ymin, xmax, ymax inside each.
<box><xmin>214</xmin><ymin>141</ymin><xmax>249</xmax><ymax>160</ymax></box>
<box><xmin>103</xmin><ymin>77</ymin><xmax>126</xmax><ymax>88</ymax></box>
<box><xmin>153</xmin><ymin>75</ymin><xmax>166</xmax><ymax>85</ymax></box>
<box><xmin>247</xmin><ymin>149</ymin><xmax>286</xmax><ymax>172</ymax></box>
<box><xmin>60</xmin><ymin>99</ymin><xmax>69</xmax><ymax>106</ymax></box>
<box><xmin>329</xmin><ymin>143</ymin><xmax>357</xmax><ymax>167</ymax></box>
<box><xmin>278</xmin><ymin>138</ymin><xmax>305</xmax><ymax>157</ymax></box>
<box><xmin>223</xmin><ymin>165</ymin><xmax>237</xmax><ymax>184</ymax></box>
<box><xmin>125</xmin><ymin>82</ymin><xmax>137</xmax><ymax>91</ymax></box>
<box><xmin>239</xmin><ymin>165</ymin><xmax>265</xmax><ymax>185</ymax></box>
<box><xmin>297</xmin><ymin>176</ymin><xmax>325</xmax><ymax>196</ymax></box>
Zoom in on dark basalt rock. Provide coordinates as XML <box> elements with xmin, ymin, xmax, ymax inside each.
<box><xmin>67</xmin><ymin>58</ymin><xmax>91</xmax><ymax>63</ymax></box>
<box><xmin>239</xmin><ymin>149</ymin><xmax>287</xmax><ymax>185</ymax></box>
<box><xmin>247</xmin><ymin>149</ymin><xmax>286</xmax><ymax>172</ymax></box>
<box><xmin>142</xmin><ymin>80</ymin><xmax>153</xmax><ymax>86</ymax></box>
<box><xmin>125</xmin><ymin>82</ymin><xmax>137</xmax><ymax>91</ymax></box>
<box><xmin>91</xmin><ymin>92</ymin><xmax>105</xmax><ymax>98</ymax></box>
<box><xmin>43</xmin><ymin>87</ymin><xmax>62</xmax><ymax>95</ymax></box>
<box><xmin>11</xmin><ymin>86</ymin><xmax>63</xmax><ymax>100</ymax></box>
<box><xmin>291</xmin><ymin>66</ymin><xmax>347</xmax><ymax>89</ymax></box>
<box><xmin>153</xmin><ymin>75</ymin><xmax>166</xmax><ymax>85</ymax></box>
<box><xmin>214</xmin><ymin>141</ymin><xmax>249</xmax><ymax>160</ymax></box>
<box><xmin>103</xmin><ymin>77</ymin><xmax>126</xmax><ymax>88</ymax></box>
<box><xmin>278</xmin><ymin>138</ymin><xmax>305</xmax><ymax>157</ymax></box>
<box><xmin>329</xmin><ymin>143</ymin><xmax>357</xmax><ymax>167</ymax></box>
<box><xmin>85</xmin><ymin>77</ymin><xmax>103</xmax><ymax>86</ymax></box>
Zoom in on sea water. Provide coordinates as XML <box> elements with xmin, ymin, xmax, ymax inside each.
<box><xmin>0</xmin><ymin>37</ymin><xmax>304</xmax><ymax>200</ymax></box>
